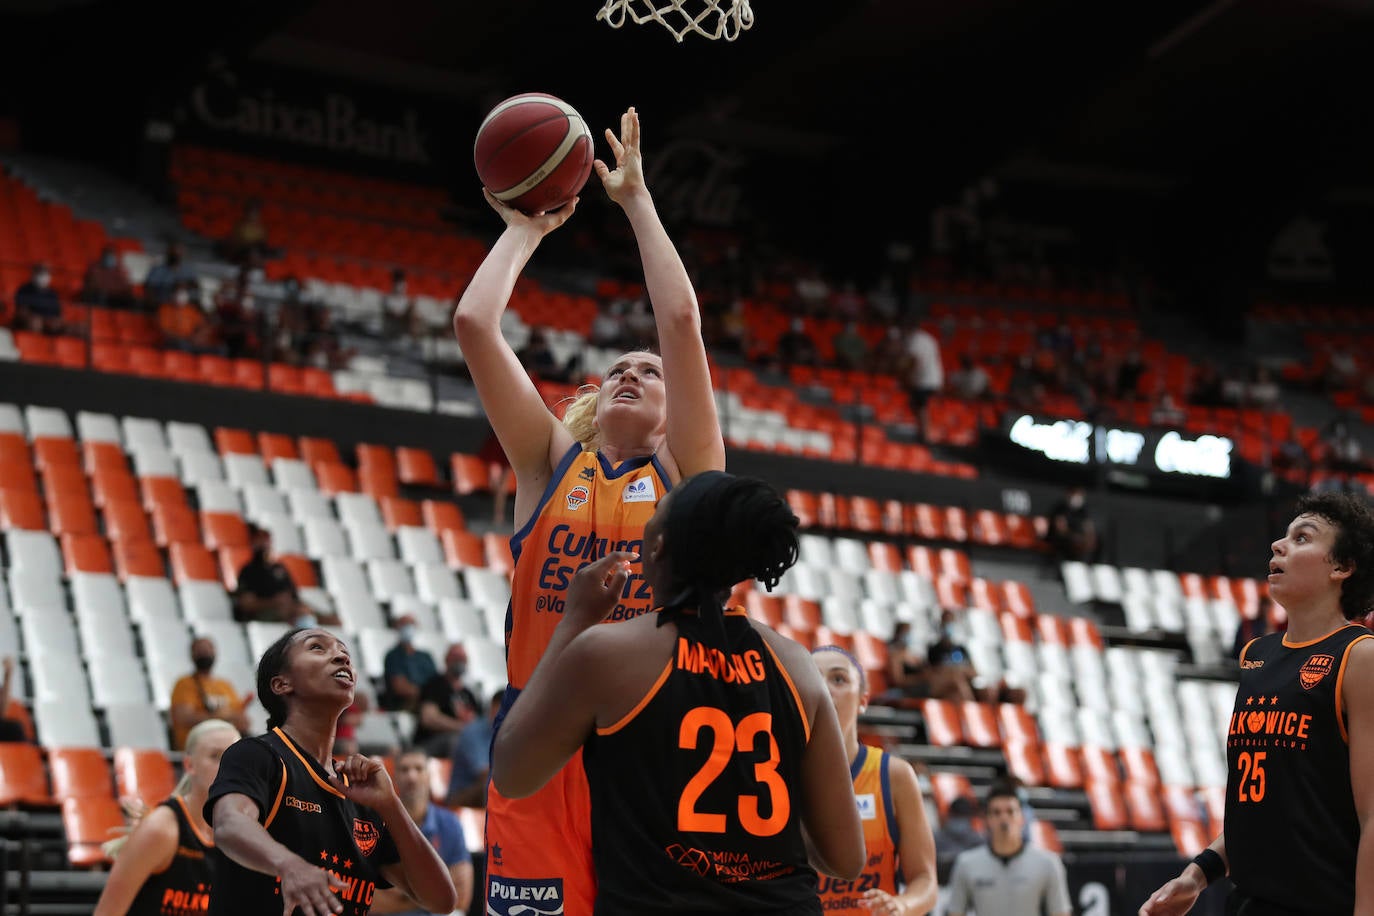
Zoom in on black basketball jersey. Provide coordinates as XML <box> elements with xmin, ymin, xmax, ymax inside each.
<box><xmin>127</xmin><ymin>797</ymin><xmax>213</xmax><ymax>916</ymax></box>
<box><xmin>204</xmin><ymin>728</ymin><xmax>400</xmax><ymax>916</ymax></box>
<box><xmin>584</xmin><ymin>609</ymin><xmax>819</xmax><ymax>916</ymax></box>
<box><xmin>1225</xmin><ymin>624</ymin><xmax>1372</xmax><ymax>914</ymax></box>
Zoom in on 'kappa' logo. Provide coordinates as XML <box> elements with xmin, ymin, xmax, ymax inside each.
<box><xmin>566</xmin><ymin>485</ymin><xmax>589</xmax><ymax>511</ymax></box>
<box><xmin>284</xmin><ymin>795</ymin><xmax>322</xmax><ymax>814</ymax></box>
<box><xmin>623</xmin><ymin>477</ymin><xmax>656</xmax><ymax>503</ymax></box>
<box><xmin>353</xmin><ymin>818</ymin><xmax>380</xmax><ymax>855</ymax></box>
<box><xmin>1299</xmin><ymin>653</ymin><xmax>1335</xmax><ymax>689</ymax></box>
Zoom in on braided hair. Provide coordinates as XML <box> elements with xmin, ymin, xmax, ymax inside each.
<box><xmin>656</xmin><ymin>471</ymin><xmax>799</xmax><ymax>645</ymax></box>
<box><xmin>257</xmin><ymin>628</ymin><xmax>304</xmax><ymax>731</ymax></box>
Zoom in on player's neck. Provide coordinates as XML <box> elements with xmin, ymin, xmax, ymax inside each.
<box><xmin>843</xmin><ymin>729</ymin><xmax>861</xmax><ymax>766</ymax></box>
<box><xmin>598</xmin><ymin>441</ymin><xmax>658</xmax><ymax>464</ymax></box>
<box><xmin>1282</xmin><ymin>601</ymin><xmax>1348</xmax><ymax>643</ymax></box>
<box><xmin>989</xmin><ymin>834</ymin><xmax>1023</xmax><ymax>858</ymax></box>
<box><xmin>280</xmin><ymin>716</ymin><xmax>336</xmax><ymax>770</ymax></box>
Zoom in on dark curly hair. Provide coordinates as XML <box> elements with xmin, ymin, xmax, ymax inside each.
<box><xmin>1294</xmin><ymin>492</ymin><xmax>1374</xmax><ymax>620</ymax></box>
<box><xmin>256</xmin><ymin>628</ymin><xmax>306</xmax><ymax>730</ymax></box>
<box><xmin>656</xmin><ymin>472</ymin><xmax>799</xmax><ymax>640</ymax></box>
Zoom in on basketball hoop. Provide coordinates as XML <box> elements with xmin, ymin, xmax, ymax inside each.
<box><xmin>596</xmin><ymin>0</ymin><xmax>754</xmax><ymax>42</ymax></box>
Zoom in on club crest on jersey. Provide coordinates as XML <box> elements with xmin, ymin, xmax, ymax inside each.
<box><xmin>353</xmin><ymin>818</ymin><xmax>380</xmax><ymax>855</ymax></box>
<box><xmin>623</xmin><ymin>477</ymin><xmax>656</xmax><ymax>503</ymax></box>
<box><xmin>566</xmin><ymin>485</ymin><xmax>590</xmax><ymax>511</ymax></box>
<box><xmin>855</xmin><ymin>793</ymin><xmax>877</xmax><ymax>820</ymax></box>
<box><xmin>1299</xmin><ymin>653</ymin><xmax>1335</xmax><ymax>689</ymax></box>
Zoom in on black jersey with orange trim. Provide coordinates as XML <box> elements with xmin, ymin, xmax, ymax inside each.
<box><xmin>1225</xmin><ymin>624</ymin><xmax>1372</xmax><ymax>914</ymax></box>
<box><xmin>128</xmin><ymin>797</ymin><xmax>214</xmax><ymax>916</ymax></box>
<box><xmin>584</xmin><ymin>608</ymin><xmax>819</xmax><ymax>916</ymax></box>
<box><xmin>204</xmin><ymin>728</ymin><xmax>400</xmax><ymax>916</ymax></box>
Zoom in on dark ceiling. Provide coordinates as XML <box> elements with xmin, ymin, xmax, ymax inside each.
<box><xmin>3</xmin><ymin>0</ymin><xmax>1373</xmax><ymax>285</ymax></box>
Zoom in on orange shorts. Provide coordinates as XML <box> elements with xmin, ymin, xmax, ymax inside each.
<box><xmin>484</xmin><ymin>748</ymin><xmax>596</xmax><ymax>916</ymax></box>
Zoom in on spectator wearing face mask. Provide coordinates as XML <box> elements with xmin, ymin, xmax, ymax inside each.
<box><xmin>380</xmin><ymin>615</ymin><xmax>439</xmax><ymax>713</ymax></box>
<box><xmin>80</xmin><ymin>245</ymin><xmax>138</xmax><ymax>310</ymax></box>
<box><xmin>232</xmin><ymin>524</ymin><xmax>338</xmax><ymax>627</ymax></box>
<box><xmin>142</xmin><ymin>241</ymin><xmax>198</xmax><ymax>308</ymax></box>
<box><xmin>412</xmin><ymin>643</ymin><xmax>482</xmax><ymax>758</ymax></box>
<box><xmin>169</xmin><ymin>637</ymin><xmax>251</xmax><ymax>750</ymax></box>
<box><xmin>158</xmin><ymin>282</ymin><xmax>217</xmax><ymax>353</ymax></box>
<box><xmin>12</xmin><ymin>262</ymin><xmax>64</xmax><ymax>333</ymax></box>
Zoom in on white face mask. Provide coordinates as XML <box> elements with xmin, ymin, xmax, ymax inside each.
<box><xmin>34</xmin><ymin>273</ymin><xmax>50</xmax><ymax>289</ymax></box>
<box><xmin>173</xmin><ymin>290</ymin><xmax>190</xmax><ymax>305</ymax></box>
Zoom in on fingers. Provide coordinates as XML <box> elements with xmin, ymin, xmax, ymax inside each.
<box><xmin>603</xmin><ymin>127</ymin><xmax>625</xmax><ymax>163</ymax></box>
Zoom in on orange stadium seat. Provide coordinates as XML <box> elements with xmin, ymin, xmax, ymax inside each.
<box><xmin>959</xmin><ymin>702</ymin><xmax>1002</xmax><ymax>748</ymax></box>
<box><xmin>867</xmin><ymin>541</ymin><xmax>903</xmax><ymax>573</ymax></box>
<box><xmin>969</xmin><ymin>578</ymin><xmax>1005</xmax><ymax>614</ymax></box>
<box><xmin>1171</xmin><ymin>818</ymin><xmax>1211</xmax><ymax>859</ymax></box>
<box><xmin>103</xmin><ymin>499</ymin><xmax>152</xmax><ymax>543</ymax></box>
<box><xmin>910</xmin><ymin>503</ymin><xmax>945</xmax><ymax>541</ymax></box>
<box><xmin>171</xmin><ymin>542</ymin><xmax>219</xmax><ymax>583</ymax></box>
<box><xmin>114</xmin><ymin>539</ymin><xmax>165</xmax><ymax>580</ymax></box>
<box><xmin>907</xmin><ymin>545</ymin><xmax>938</xmax><ymax>580</ymax></box>
<box><xmin>0</xmin><ymin>489</ymin><xmax>46</xmax><ymax>530</ymax></box>
<box><xmin>214</xmin><ymin>427</ymin><xmax>257</xmax><ymax>455</ymax></box>
<box><xmin>818</xmin><ymin>493</ymin><xmax>851</xmax><ymax>530</ymax></box>
<box><xmin>62</xmin><ymin>796</ymin><xmax>124</xmax><ymax>867</ymax></box>
<box><xmin>1030</xmin><ymin>820</ymin><xmax>1064</xmax><ymax>854</ymax></box>
<box><xmin>62</xmin><ymin>533</ymin><xmax>114</xmax><ymax>575</ymax></box>
<box><xmin>482</xmin><ymin>532</ymin><xmax>513</xmax><ymax>575</ymax></box>
<box><xmin>744</xmin><ymin>592</ymin><xmax>783</xmax><ymax>629</ymax></box>
<box><xmin>812</xmin><ymin>625</ymin><xmax>853</xmax><ymax>653</ymax></box>
<box><xmin>942</xmin><ymin>506</ymin><xmax>969</xmax><ymax>543</ymax></box>
<box><xmin>396</xmin><ymin>447</ymin><xmax>442</xmax><ymax>488</ymax></box>
<box><xmin>784</xmin><ymin>490</ymin><xmax>819</xmax><ymax>529</ymax></box>
<box><xmin>1124</xmin><ymin>779</ymin><xmax>1168</xmax><ymax>832</ymax></box>
<box><xmin>422</xmin><ymin>500</ymin><xmax>465</xmax><ymax>536</ymax></box>
<box><xmin>971</xmin><ymin>509</ymin><xmax>1009</xmax><ymax>546</ymax></box>
<box><xmin>81</xmin><ymin>441</ymin><xmax>128</xmax><ymax>474</ymax></box>
<box><xmin>933</xmin><ymin>578</ymin><xmax>967</xmax><ymax>613</ymax></box>
<box><xmin>114</xmin><ymin>748</ymin><xmax>177</xmax><ymax>809</ymax></box>
<box><xmin>0</xmin><ymin>743</ymin><xmax>55</xmax><ymax>806</ymax></box>
<box><xmin>1001</xmin><ymin>580</ymin><xmax>1036</xmax><ymax>620</ymax></box>
<box><xmin>140</xmin><ymin>476</ymin><xmax>187</xmax><ymax>511</ymax></box>
<box><xmin>1120</xmin><ymin>746</ymin><xmax>1160</xmax><ymax>787</ymax></box>
<box><xmin>450</xmin><ymin>453</ymin><xmax>491</xmax><ymax>496</ymax></box>
<box><xmin>920</xmin><ymin>699</ymin><xmax>965</xmax><ymax>748</ymax></box>
<box><xmin>300</xmin><ymin>436</ymin><xmax>342</xmax><ymax>466</ymax></box>
<box><xmin>151</xmin><ymin>502</ymin><xmax>200</xmax><ymax>547</ymax></box>
<box><xmin>0</xmin><ymin>433</ymin><xmax>31</xmax><ymax>465</ymax></box>
<box><xmin>774</xmin><ymin>623</ymin><xmax>813</xmax><ymax>649</ymax></box>
<box><xmin>48</xmin><ymin>747</ymin><xmax>114</xmax><ymax>802</ymax></box>
<box><xmin>380</xmin><ymin>496</ymin><xmax>423</xmax><ymax>531</ymax></box>
<box><xmin>1004</xmin><ymin>740</ymin><xmax>1047</xmax><ymax>787</ymax></box>
<box><xmin>848</xmin><ymin>496</ymin><xmax>882</xmax><ymax>533</ymax></box>
<box><xmin>782</xmin><ymin>596</ymin><xmax>822</xmax><ymax>635</ymax></box>
<box><xmin>201</xmin><ymin>511</ymin><xmax>249</xmax><ymax>550</ymax></box>
<box><xmin>91</xmin><ymin>467</ymin><xmax>139</xmax><ymax>507</ymax></box>
<box><xmin>314</xmin><ymin>462</ymin><xmax>358</xmax><ymax>496</ymax></box>
<box><xmin>997</xmin><ymin>703</ymin><xmax>1040</xmax><ymax>744</ymax></box>
<box><xmin>928</xmin><ymin>771</ymin><xmax>975</xmax><ymax>820</ymax></box>
<box><xmin>1042</xmin><ymin>743</ymin><xmax>1084</xmax><ymax>789</ymax></box>
<box><xmin>938</xmin><ymin>548</ymin><xmax>971</xmax><ymax>585</ymax></box>
<box><xmin>278</xmin><ymin>554</ymin><xmax>320</xmax><ymax>589</ymax></box>
<box><xmin>1085</xmin><ymin>779</ymin><xmax>1129</xmax><ymax>831</ymax></box>
<box><xmin>360</xmin><ymin>465</ymin><xmax>399</xmax><ymax>500</ymax></box>
<box><xmin>257</xmin><ymin>432</ymin><xmax>298</xmax><ymax>463</ymax></box>
<box><xmin>47</xmin><ymin>490</ymin><xmax>98</xmax><ymax>537</ymax></box>
<box><xmin>442</xmin><ymin>529</ymin><xmax>486</xmax><ymax>569</ymax></box>
<box><xmin>0</xmin><ymin>460</ymin><xmax>37</xmax><ymax>494</ymax></box>
<box><xmin>1080</xmin><ymin>745</ymin><xmax>1121</xmax><ymax>786</ymax></box>
<box><xmin>33</xmin><ymin>437</ymin><xmax>80</xmax><ymax>469</ymax></box>
<box><xmin>219</xmin><ymin>546</ymin><xmax>251</xmax><ymax>591</ymax></box>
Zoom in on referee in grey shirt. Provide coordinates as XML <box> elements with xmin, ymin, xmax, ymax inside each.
<box><xmin>948</xmin><ymin>784</ymin><xmax>1071</xmax><ymax>916</ymax></box>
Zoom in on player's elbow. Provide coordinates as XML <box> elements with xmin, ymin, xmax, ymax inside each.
<box><xmin>489</xmin><ymin>740</ymin><xmax>536</xmax><ymax>799</ymax></box>
<box><xmin>417</xmin><ymin>881</ymin><xmax>459</xmax><ymax>915</ymax></box>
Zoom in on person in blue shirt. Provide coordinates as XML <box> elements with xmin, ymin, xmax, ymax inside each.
<box><xmin>381</xmin><ymin>616</ymin><xmax>439</xmax><ymax>713</ymax></box>
<box><xmin>371</xmin><ymin>746</ymin><xmax>473</xmax><ymax>915</ymax></box>
<box><xmin>446</xmin><ymin>689</ymin><xmax>503</xmax><ymax>808</ymax></box>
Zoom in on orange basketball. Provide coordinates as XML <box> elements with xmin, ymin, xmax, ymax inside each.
<box><xmin>474</xmin><ymin>92</ymin><xmax>595</xmax><ymax>215</ymax></box>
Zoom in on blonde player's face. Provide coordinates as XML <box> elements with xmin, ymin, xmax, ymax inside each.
<box><xmin>596</xmin><ymin>353</ymin><xmax>666</xmax><ymax>435</ymax></box>
<box><xmin>187</xmin><ymin>728</ymin><xmax>239</xmax><ymax>795</ymax></box>
<box><xmin>814</xmin><ymin>653</ymin><xmax>865</xmax><ymax>730</ymax></box>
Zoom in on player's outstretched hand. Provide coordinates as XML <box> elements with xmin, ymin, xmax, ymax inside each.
<box><xmin>278</xmin><ymin>855</ymin><xmax>342</xmax><ymax>916</ymax></box>
<box><xmin>1138</xmin><ymin>871</ymin><xmax>1204</xmax><ymax>916</ymax></box>
<box><xmin>565</xmin><ymin>551</ymin><xmax>637</xmax><ymax>630</ymax></box>
<box><xmin>593</xmin><ymin>107</ymin><xmax>646</xmax><ymax>207</ymax></box>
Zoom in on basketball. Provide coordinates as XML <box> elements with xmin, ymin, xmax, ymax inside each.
<box><xmin>474</xmin><ymin>92</ymin><xmax>595</xmax><ymax>215</ymax></box>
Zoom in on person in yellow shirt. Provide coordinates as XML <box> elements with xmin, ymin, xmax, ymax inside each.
<box><xmin>169</xmin><ymin>637</ymin><xmax>251</xmax><ymax>750</ymax></box>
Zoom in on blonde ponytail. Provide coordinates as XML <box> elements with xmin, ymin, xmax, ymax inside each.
<box><xmin>559</xmin><ymin>386</ymin><xmax>601</xmax><ymax>450</ymax></box>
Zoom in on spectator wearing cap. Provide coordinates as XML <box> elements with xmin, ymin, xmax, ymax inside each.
<box><xmin>381</xmin><ymin>615</ymin><xmax>439</xmax><ymax>713</ymax></box>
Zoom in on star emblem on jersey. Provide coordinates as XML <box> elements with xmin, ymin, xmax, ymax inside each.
<box><xmin>666</xmin><ymin>843</ymin><xmax>711</xmax><ymax>876</ymax></box>
<box><xmin>579</xmin><ymin>467</ymin><xmax>596</xmax><ymax>481</ymax></box>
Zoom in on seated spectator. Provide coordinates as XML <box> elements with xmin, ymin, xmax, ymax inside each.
<box><xmin>158</xmin><ymin>283</ymin><xmax>217</xmax><ymax>352</ymax></box>
<box><xmin>1150</xmin><ymin>391</ymin><xmax>1187</xmax><ymax>426</ymax></box>
<box><xmin>830</xmin><ymin>281</ymin><xmax>865</xmax><ymax>321</ymax></box>
<box><xmin>233</xmin><ymin>523</ymin><xmax>339</xmax><ymax>626</ymax></box>
<box><xmin>141</xmin><ymin>241</ymin><xmax>196</xmax><ymax>307</ymax></box>
<box><xmin>169</xmin><ymin>637</ymin><xmax>250</xmax><ymax>750</ymax></box>
<box><xmin>300</xmin><ymin>302</ymin><xmax>353</xmax><ymax>370</ymax></box>
<box><xmin>382</xmin><ymin>268</ymin><xmax>420</xmax><ymax>338</ymax></box>
<box><xmin>1189</xmin><ymin>360</ymin><xmax>1227</xmax><ymax>407</ymax></box>
<box><xmin>446</xmin><ymin>689</ymin><xmax>502</xmax><ymax>808</ymax></box>
<box><xmin>12</xmin><ymin>262</ymin><xmax>64</xmax><ymax>333</ymax></box>
<box><xmin>1046</xmin><ymin>485</ymin><xmax>1098</xmax><ymax>562</ymax></box>
<box><xmin>589</xmin><ymin>299</ymin><xmax>628</xmax><ymax>350</ymax></box>
<box><xmin>776</xmin><ymin>317</ymin><xmax>818</xmax><ymax>367</ymax></box>
<box><xmin>927</xmin><ymin>611</ymin><xmax>1026</xmax><ymax>705</ymax></box>
<box><xmin>932</xmin><ymin>796</ymin><xmax>982</xmax><ymax>884</ymax></box>
<box><xmin>948</xmin><ymin>353</ymin><xmax>991</xmax><ymax>400</ymax></box>
<box><xmin>717</xmin><ymin>299</ymin><xmax>749</xmax><ymax>355</ymax></box>
<box><xmin>1323</xmin><ymin>346</ymin><xmax>1360</xmax><ymax>393</ymax></box>
<box><xmin>381</xmin><ymin>615</ymin><xmax>439</xmax><ymax>712</ymax></box>
<box><xmin>219</xmin><ymin>198</ymin><xmax>273</xmax><ymax>268</ymax></box>
<box><xmin>885</xmin><ymin>622</ymin><xmax>932</xmax><ymax>700</ymax></box>
<box><xmin>1008</xmin><ymin>353</ymin><xmax>1046</xmax><ymax>411</ymax></box>
<box><xmin>413</xmin><ymin>643</ymin><xmax>482</xmax><ymax>757</ymax></box>
<box><xmin>517</xmin><ymin>326</ymin><xmax>572</xmax><ymax>383</ymax></box>
<box><xmin>1318</xmin><ymin>419</ymin><xmax>1368</xmax><ymax>474</ymax></box>
<box><xmin>213</xmin><ymin>286</ymin><xmax>258</xmax><ymax>359</ymax></box>
<box><xmin>0</xmin><ymin>657</ymin><xmax>25</xmax><ymax>742</ymax></box>
<box><xmin>1271</xmin><ymin>430</ymin><xmax>1311</xmax><ymax>479</ymax></box>
<box><xmin>1246</xmin><ymin>365</ymin><xmax>1281</xmax><ymax>407</ymax></box>
<box><xmin>79</xmin><ymin>245</ymin><xmax>137</xmax><ymax>310</ymax></box>
<box><xmin>833</xmin><ymin>321</ymin><xmax>869</xmax><ymax>371</ymax></box>
<box><xmin>1115</xmin><ymin>348</ymin><xmax>1146</xmax><ymax>399</ymax></box>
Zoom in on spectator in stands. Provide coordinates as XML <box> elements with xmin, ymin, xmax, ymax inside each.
<box><xmin>833</xmin><ymin>320</ymin><xmax>869</xmax><ymax>371</ymax></box>
<box><xmin>169</xmin><ymin>637</ymin><xmax>251</xmax><ymax>750</ymax></box>
<box><xmin>214</xmin><ymin>285</ymin><xmax>257</xmax><ymax>359</ymax></box>
<box><xmin>794</xmin><ymin>265</ymin><xmax>831</xmax><ymax>314</ymax></box>
<box><xmin>1323</xmin><ymin>345</ymin><xmax>1360</xmax><ymax>393</ymax></box>
<box><xmin>383</xmin><ymin>267</ymin><xmax>421</xmax><ymax>338</ymax></box>
<box><xmin>1150</xmin><ymin>390</ymin><xmax>1187</xmax><ymax>427</ymax></box>
<box><xmin>381</xmin><ymin>615</ymin><xmax>439</xmax><ymax>713</ymax></box>
<box><xmin>926</xmin><ymin>610</ymin><xmax>1024</xmax><ymax>704</ymax></box>
<box><xmin>1318</xmin><ymin>418</ymin><xmax>1368</xmax><ymax>474</ymax></box>
<box><xmin>412</xmin><ymin>642</ymin><xmax>482</xmax><ymax>757</ymax></box>
<box><xmin>947</xmin><ymin>784</ymin><xmax>1070</xmax><ymax>916</ymax></box>
<box><xmin>902</xmin><ymin>320</ymin><xmax>944</xmax><ymax>420</ymax></box>
<box><xmin>142</xmin><ymin>240</ymin><xmax>196</xmax><ymax>307</ymax></box>
<box><xmin>1115</xmin><ymin>347</ymin><xmax>1147</xmax><ymax>400</ymax></box>
<box><xmin>1008</xmin><ymin>352</ymin><xmax>1046</xmax><ymax>412</ymax></box>
<box><xmin>158</xmin><ymin>282</ymin><xmax>217</xmax><ymax>352</ymax></box>
<box><xmin>233</xmin><ymin>523</ymin><xmax>340</xmax><ymax>626</ymax></box>
<box><xmin>1141</xmin><ymin>491</ymin><xmax>1374</xmax><ymax>916</ymax></box>
<box><xmin>622</xmin><ymin>296</ymin><xmax>657</xmax><ymax>348</ymax></box>
<box><xmin>11</xmin><ymin>262</ymin><xmax>64</xmax><ymax>333</ymax></box>
<box><xmin>932</xmin><ymin>795</ymin><xmax>983</xmax><ymax>885</ymax></box>
<box><xmin>588</xmin><ymin>298</ymin><xmax>628</xmax><ymax>350</ymax></box>
<box><xmin>885</xmin><ymin>622</ymin><xmax>932</xmax><ymax>700</ymax></box>
<box><xmin>716</xmin><ymin>298</ymin><xmax>749</xmax><ymax>356</ymax></box>
<box><xmin>479</xmin><ymin>428</ymin><xmax>514</xmax><ymax>527</ymax></box>
<box><xmin>1245</xmin><ymin>364</ymin><xmax>1281</xmax><ymax>408</ymax></box>
<box><xmin>0</xmin><ymin>657</ymin><xmax>25</xmax><ymax>742</ymax></box>
<box><xmin>1272</xmin><ymin>429</ymin><xmax>1311</xmax><ymax>481</ymax></box>
<box><xmin>830</xmin><ymin>280</ymin><xmax>865</xmax><ymax>321</ymax></box>
<box><xmin>949</xmin><ymin>353</ymin><xmax>992</xmax><ymax>400</ymax></box>
<box><xmin>517</xmin><ymin>326</ymin><xmax>572</xmax><ymax>383</ymax></box>
<box><xmin>219</xmin><ymin>197</ymin><xmax>273</xmax><ymax>268</ymax></box>
<box><xmin>446</xmin><ymin>689</ymin><xmax>502</xmax><ymax>808</ymax></box>
<box><xmin>1046</xmin><ymin>485</ymin><xmax>1099</xmax><ymax>562</ymax></box>
<box><xmin>370</xmin><ymin>746</ymin><xmax>474</xmax><ymax>916</ymax></box>
<box><xmin>776</xmin><ymin>316</ymin><xmax>818</xmax><ymax>368</ymax></box>
<box><xmin>300</xmin><ymin>301</ymin><xmax>353</xmax><ymax>370</ymax></box>
<box><xmin>79</xmin><ymin>244</ymin><xmax>138</xmax><ymax>310</ymax></box>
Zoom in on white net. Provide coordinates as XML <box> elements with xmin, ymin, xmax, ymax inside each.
<box><xmin>596</xmin><ymin>0</ymin><xmax>754</xmax><ymax>42</ymax></box>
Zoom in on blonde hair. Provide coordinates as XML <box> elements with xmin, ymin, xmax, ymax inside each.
<box><xmin>559</xmin><ymin>385</ymin><xmax>601</xmax><ymax>450</ymax></box>
<box><xmin>103</xmin><ymin>719</ymin><xmax>239</xmax><ymax>859</ymax></box>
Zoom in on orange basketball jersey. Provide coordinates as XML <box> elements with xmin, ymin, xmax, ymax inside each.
<box><xmin>504</xmin><ymin>443</ymin><xmax>671</xmax><ymax>689</ymax></box>
<box><xmin>817</xmin><ymin>744</ymin><xmax>901</xmax><ymax>911</ymax></box>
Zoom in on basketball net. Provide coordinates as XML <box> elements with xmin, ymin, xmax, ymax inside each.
<box><xmin>596</xmin><ymin>0</ymin><xmax>754</xmax><ymax>42</ymax></box>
